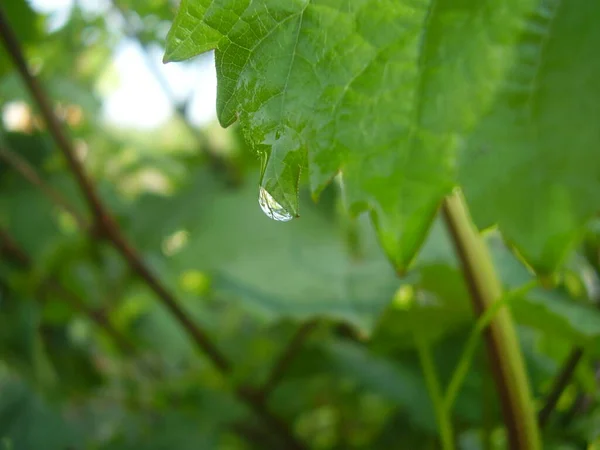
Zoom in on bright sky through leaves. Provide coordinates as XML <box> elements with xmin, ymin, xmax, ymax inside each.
<box><xmin>30</xmin><ymin>0</ymin><xmax>219</xmax><ymax>129</ymax></box>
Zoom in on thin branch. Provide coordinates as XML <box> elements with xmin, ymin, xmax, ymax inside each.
<box><xmin>0</xmin><ymin>3</ymin><xmax>229</xmax><ymax>373</ymax></box>
<box><xmin>0</xmin><ymin>231</ymin><xmax>280</xmax><ymax>450</ymax></box>
<box><xmin>538</xmin><ymin>253</ymin><xmax>600</xmax><ymax>427</ymax></box>
<box><xmin>441</xmin><ymin>190</ymin><xmax>540</xmax><ymax>450</ymax></box>
<box><xmin>0</xmin><ymin>227</ymin><xmax>30</xmax><ymax>267</ymax></box>
<box><xmin>0</xmin><ymin>10</ymin><xmax>106</xmax><ymax>225</ymax></box>
<box><xmin>560</xmin><ymin>376</ymin><xmax>596</xmax><ymax>428</ymax></box>
<box><xmin>258</xmin><ymin>320</ymin><xmax>318</xmax><ymax>400</ymax></box>
<box><xmin>538</xmin><ymin>348</ymin><xmax>584</xmax><ymax>427</ymax></box>
<box><xmin>0</xmin><ymin>145</ymin><xmax>88</xmax><ymax>229</ymax></box>
<box><xmin>0</xmin><ymin>10</ymin><xmax>305</xmax><ymax>449</ymax></box>
<box><xmin>103</xmin><ymin>225</ymin><xmax>232</xmax><ymax>371</ymax></box>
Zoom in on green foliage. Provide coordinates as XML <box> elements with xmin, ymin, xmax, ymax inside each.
<box><xmin>461</xmin><ymin>0</ymin><xmax>600</xmax><ymax>272</ymax></box>
<box><xmin>165</xmin><ymin>0</ymin><xmax>600</xmax><ymax>275</ymax></box>
<box><xmin>0</xmin><ymin>0</ymin><xmax>599</xmax><ymax>449</ymax></box>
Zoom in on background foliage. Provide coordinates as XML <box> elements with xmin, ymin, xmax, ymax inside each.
<box><xmin>0</xmin><ymin>1</ymin><xmax>600</xmax><ymax>449</ymax></box>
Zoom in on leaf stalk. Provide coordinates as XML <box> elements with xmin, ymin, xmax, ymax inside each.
<box><xmin>441</xmin><ymin>190</ymin><xmax>540</xmax><ymax>450</ymax></box>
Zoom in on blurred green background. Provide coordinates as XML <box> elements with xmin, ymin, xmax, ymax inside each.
<box><xmin>1</xmin><ymin>1</ymin><xmax>600</xmax><ymax>449</ymax></box>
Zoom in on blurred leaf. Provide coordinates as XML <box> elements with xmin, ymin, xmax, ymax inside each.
<box><xmin>128</xmin><ymin>171</ymin><xmax>399</xmax><ymax>334</ymax></box>
<box><xmin>321</xmin><ymin>340</ymin><xmax>436</xmax><ymax>432</ymax></box>
<box><xmin>0</xmin><ymin>296</ymin><xmax>39</xmax><ymax>375</ymax></box>
<box><xmin>103</xmin><ymin>413</ymin><xmax>219</xmax><ymax>450</ymax></box>
<box><xmin>0</xmin><ymin>73</ymin><xmax>100</xmax><ymax>116</ymax></box>
<box><xmin>461</xmin><ymin>0</ymin><xmax>600</xmax><ymax>273</ymax></box>
<box><xmin>513</xmin><ymin>289</ymin><xmax>600</xmax><ymax>349</ymax></box>
<box><xmin>0</xmin><ymin>380</ymin><xmax>81</xmax><ymax>450</ymax></box>
<box><xmin>40</xmin><ymin>325</ymin><xmax>104</xmax><ymax>395</ymax></box>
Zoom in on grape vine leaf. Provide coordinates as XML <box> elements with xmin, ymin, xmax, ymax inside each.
<box><xmin>164</xmin><ymin>0</ymin><xmax>533</xmax><ymax>270</ymax></box>
<box><xmin>165</xmin><ymin>0</ymin><xmax>599</xmax><ymax>274</ymax></box>
<box><xmin>460</xmin><ymin>0</ymin><xmax>600</xmax><ymax>273</ymax></box>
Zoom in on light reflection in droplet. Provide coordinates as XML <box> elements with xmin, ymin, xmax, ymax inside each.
<box><xmin>258</xmin><ymin>186</ymin><xmax>294</xmax><ymax>222</ymax></box>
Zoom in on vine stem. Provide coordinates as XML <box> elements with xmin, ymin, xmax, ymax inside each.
<box><xmin>538</xmin><ymin>348</ymin><xmax>584</xmax><ymax>427</ymax></box>
<box><xmin>444</xmin><ymin>280</ymin><xmax>538</xmax><ymax>412</ymax></box>
<box><xmin>0</xmin><ymin>9</ymin><xmax>305</xmax><ymax>450</ymax></box>
<box><xmin>441</xmin><ymin>190</ymin><xmax>540</xmax><ymax>450</ymax></box>
<box><xmin>415</xmin><ymin>333</ymin><xmax>455</xmax><ymax>450</ymax></box>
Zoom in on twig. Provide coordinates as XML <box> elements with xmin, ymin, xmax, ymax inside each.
<box><xmin>0</xmin><ymin>10</ymin><xmax>305</xmax><ymax>449</ymax></box>
<box><xmin>0</xmin><ymin>232</ymin><xmax>283</xmax><ymax>449</ymax></box>
<box><xmin>441</xmin><ymin>190</ymin><xmax>540</xmax><ymax>450</ymax></box>
<box><xmin>0</xmin><ymin>10</ymin><xmax>106</xmax><ymax>226</ymax></box>
<box><xmin>538</xmin><ymin>253</ymin><xmax>600</xmax><ymax>427</ymax></box>
<box><xmin>560</xmin><ymin>387</ymin><xmax>594</xmax><ymax>428</ymax></box>
<box><xmin>538</xmin><ymin>348</ymin><xmax>584</xmax><ymax>427</ymax></box>
<box><xmin>0</xmin><ymin>2</ymin><xmax>229</xmax><ymax>373</ymax></box>
<box><xmin>258</xmin><ymin>320</ymin><xmax>318</xmax><ymax>400</ymax></box>
<box><xmin>0</xmin><ymin>235</ymin><xmax>286</xmax><ymax>449</ymax></box>
<box><xmin>0</xmin><ymin>145</ymin><xmax>88</xmax><ymax>229</ymax></box>
<box><xmin>0</xmin><ymin>227</ymin><xmax>30</xmax><ymax>267</ymax></box>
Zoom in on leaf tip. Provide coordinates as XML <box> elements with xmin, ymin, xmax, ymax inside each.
<box><xmin>162</xmin><ymin>49</ymin><xmax>176</xmax><ymax>64</ymax></box>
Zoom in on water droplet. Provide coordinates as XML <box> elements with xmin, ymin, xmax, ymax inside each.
<box><xmin>258</xmin><ymin>186</ymin><xmax>294</xmax><ymax>222</ymax></box>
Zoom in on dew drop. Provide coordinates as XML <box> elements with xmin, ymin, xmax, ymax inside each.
<box><xmin>258</xmin><ymin>186</ymin><xmax>294</xmax><ymax>222</ymax></box>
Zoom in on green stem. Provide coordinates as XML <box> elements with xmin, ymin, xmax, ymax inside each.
<box><xmin>441</xmin><ymin>190</ymin><xmax>540</xmax><ymax>450</ymax></box>
<box><xmin>444</xmin><ymin>280</ymin><xmax>538</xmax><ymax>412</ymax></box>
<box><xmin>415</xmin><ymin>334</ymin><xmax>455</xmax><ymax>450</ymax></box>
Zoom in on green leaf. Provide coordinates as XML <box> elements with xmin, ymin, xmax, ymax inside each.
<box><xmin>275</xmin><ymin>339</ymin><xmax>436</xmax><ymax>432</ymax></box>
<box><xmin>372</xmin><ymin>219</ymin><xmax>473</xmax><ymax>347</ymax></box>
<box><xmin>322</xmin><ymin>340</ymin><xmax>436</xmax><ymax>431</ymax></box>
<box><xmin>0</xmin><ymin>296</ymin><xmax>39</xmax><ymax>375</ymax></box>
<box><xmin>162</xmin><ymin>0</ymin><xmax>221</xmax><ymax>62</ymax></box>
<box><xmin>164</xmin><ymin>0</ymin><xmax>533</xmax><ymax>269</ymax></box>
<box><xmin>134</xmin><ymin>171</ymin><xmax>399</xmax><ymax>334</ymax></box>
<box><xmin>512</xmin><ymin>289</ymin><xmax>600</xmax><ymax>348</ymax></box>
<box><xmin>460</xmin><ymin>0</ymin><xmax>600</xmax><ymax>273</ymax></box>
<box><xmin>385</xmin><ymin>220</ymin><xmax>600</xmax><ymax>349</ymax></box>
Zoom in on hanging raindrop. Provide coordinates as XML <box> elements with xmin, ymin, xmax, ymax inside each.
<box><xmin>258</xmin><ymin>186</ymin><xmax>294</xmax><ymax>222</ymax></box>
